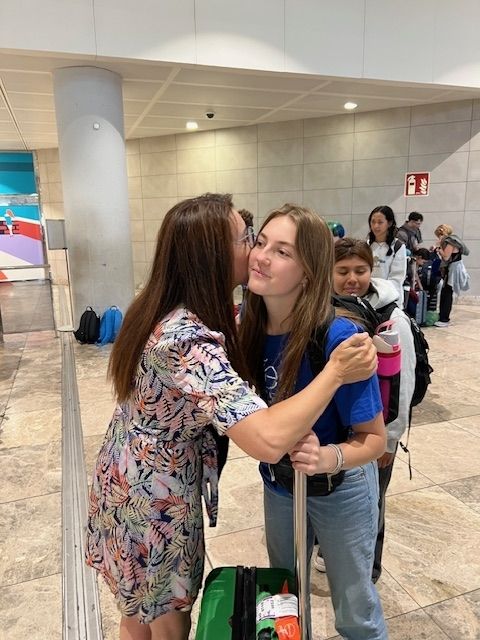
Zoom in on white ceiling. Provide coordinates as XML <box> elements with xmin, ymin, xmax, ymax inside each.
<box><xmin>1</xmin><ymin>50</ymin><xmax>480</xmax><ymax>151</ymax></box>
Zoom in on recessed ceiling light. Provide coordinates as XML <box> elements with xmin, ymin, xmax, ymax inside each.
<box><xmin>344</xmin><ymin>102</ymin><xmax>358</xmax><ymax>110</ymax></box>
<box><xmin>186</xmin><ymin>121</ymin><xmax>198</xmax><ymax>130</ymax></box>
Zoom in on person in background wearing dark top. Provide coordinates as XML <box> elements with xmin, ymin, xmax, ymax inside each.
<box><xmin>430</xmin><ymin>226</ymin><xmax>455</xmax><ymax>315</ymax></box>
<box><xmin>414</xmin><ymin>248</ymin><xmax>433</xmax><ymax>282</ymax></box>
<box><xmin>414</xmin><ymin>248</ymin><xmax>441</xmax><ymax>310</ymax></box>
<box><xmin>397</xmin><ymin>211</ymin><xmax>423</xmax><ymax>252</ymax></box>
<box><xmin>435</xmin><ymin>232</ymin><xmax>470</xmax><ymax>328</ymax></box>
<box><xmin>396</xmin><ymin>212</ymin><xmax>423</xmax><ymax>309</ymax></box>
<box><xmin>405</xmin><ymin>248</ymin><xmax>434</xmax><ymax>319</ymax></box>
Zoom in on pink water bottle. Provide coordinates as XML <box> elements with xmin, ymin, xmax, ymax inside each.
<box><xmin>373</xmin><ymin>322</ymin><xmax>401</xmax><ymax>424</ymax></box>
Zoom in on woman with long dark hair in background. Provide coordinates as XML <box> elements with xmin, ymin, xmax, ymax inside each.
<box><xmin>367</xmin><ymin>205</ymin><xmax>407</xmax><ymax>307</ymax></box>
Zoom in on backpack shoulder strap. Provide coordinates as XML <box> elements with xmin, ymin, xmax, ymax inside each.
<box><xmin>331</xmin><ymin>294</ymin><xmax>378</xmax><ymax>336</ymax></box>
<box><xmin>393</xmin><ymin>238</ymin><xmax>404</xmax><ymax>255</ymax></box>
<box><xmin>307</xmin><ymin>304</ymin><xmax>354</xmax><ymax>375</ymax></box>
<box><xmin>307</xmin><ymin>324</ymin><xmax>329</xmax><ymax>376</ymax></box>
<box><xmin>376</xmin><ymin>301</ymin><xmax>398</xmax><ymax>326</ymax></box>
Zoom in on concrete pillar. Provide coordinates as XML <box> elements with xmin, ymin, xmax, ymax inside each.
<box><xmin>53</xmin><ymin>66</ymin><xmax>134</xmax><ymax>325</ymax></box>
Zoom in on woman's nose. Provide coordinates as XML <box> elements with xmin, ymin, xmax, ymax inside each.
<box><xmin>256</xmin><ymin>247</ymin><xmax>270</xmax><ymax>262</ymax></box>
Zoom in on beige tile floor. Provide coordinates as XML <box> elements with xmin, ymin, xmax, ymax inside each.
<box><xmin>1</xmin><ymin>305</ymin><xmax>480</xmax><ymax>639</ymax></box>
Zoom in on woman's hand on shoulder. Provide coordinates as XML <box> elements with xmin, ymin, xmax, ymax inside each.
<box><xmin>328</xmin><ymin>332</ymin><xmax>377</xmax><ymax>385</ymax></box>
<box><xmin>289</xmin><ymin>432</ymin><xmax>335</xmax><ymax>475</ymax></box>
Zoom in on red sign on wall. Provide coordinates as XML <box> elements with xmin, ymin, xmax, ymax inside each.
<box><xmin>405</xmin><ymin>172</ymin><xmax>430</xmax><ymax>196</ymax></box>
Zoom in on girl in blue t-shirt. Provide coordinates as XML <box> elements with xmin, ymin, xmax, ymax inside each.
<box><xmin>239</xmin><ymin>205</ymin><xmax>388</xmax><ymax>640</ymax></box>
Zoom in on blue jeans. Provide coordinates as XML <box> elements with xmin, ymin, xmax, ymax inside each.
<box><xmin>263</xmin><ymin>462</ymin><xmax>387</xmax><ymax>640</ymax></box>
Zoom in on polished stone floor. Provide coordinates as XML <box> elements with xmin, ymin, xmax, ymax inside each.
<box><xmin>1</xmin><ymin>295</ymin><xmax>480</xmax><ymax>639</ymax></box>
<box><xmin>0</xmin><ymin>280</ymin><xmax>55</xmax><ymax>334</ymax></box>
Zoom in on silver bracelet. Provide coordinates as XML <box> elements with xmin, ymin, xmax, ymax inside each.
<box><xmin>326</xmin><ymin>443</ymin><xmax>344</xmax><ymax>475</ymax></box>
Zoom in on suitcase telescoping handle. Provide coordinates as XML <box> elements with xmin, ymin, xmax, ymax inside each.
<box><xmin>293</xmin><ymin>470</ymin><xmax>308</xmax><ymax>640</ymax></box>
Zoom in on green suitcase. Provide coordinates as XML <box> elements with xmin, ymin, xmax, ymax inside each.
<box><xmin>195</xmin><ymin>566</ymin><xmax>295</xmax><ymax>640</ymax></box>
<box><xmin>195</xmin><ymin>472</ymin><xmax>308</xmax><ymax>640</ymax></box>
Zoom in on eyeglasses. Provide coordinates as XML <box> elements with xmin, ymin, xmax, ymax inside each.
<box><xmin>233</xmin><ymin>225</ymin><xmax>255</xmax><ymax>249</ymax></box>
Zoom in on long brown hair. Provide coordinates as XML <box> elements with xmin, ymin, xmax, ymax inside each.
<box><xmin>239</xmin><ymin>204</ymin><xmax>334</xmax><ymax>402</ymax></box>
<box><xmin>109</xmin><ymin>193</ymin><xmax>247</xmax><ymax>402</ymax></box>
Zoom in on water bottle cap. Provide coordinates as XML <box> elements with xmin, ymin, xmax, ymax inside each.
<box><xmin>380</xmin><ymin>330</ymin><xmax>399</xmax><ymax>346</ymax></box>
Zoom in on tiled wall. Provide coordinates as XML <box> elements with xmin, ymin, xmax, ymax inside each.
<box><xmin>37</xmin><ymin>98</ymin><xmax>480</xmax><ymax>295</ymax></box>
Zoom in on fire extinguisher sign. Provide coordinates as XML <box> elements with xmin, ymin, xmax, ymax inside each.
<box><xmin>405</xmin><ymin>172</ymin><xmax>430</xmax><ymax>196</ymax></box>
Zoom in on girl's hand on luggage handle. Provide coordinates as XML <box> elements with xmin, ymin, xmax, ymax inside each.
<box><xmin>328</xmin><ymin>332</ymin><xmax>377</xmax><ymax>385</ymax></box>
<box><xmin>289</xmin><ymin>432</ymin><xmax>335</xmax><ymax>475</ymax></box>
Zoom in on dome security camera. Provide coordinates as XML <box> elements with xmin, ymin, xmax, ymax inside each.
<box><xmin>205</xmin><ymin>111</ymin><xmax>215</xmax><ymax>119</ymax></box>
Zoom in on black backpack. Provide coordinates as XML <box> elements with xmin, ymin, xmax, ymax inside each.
<box><xmin>309</xmin><ymin>296</ymin><xmax>400</xmax><ymax>426</ymax></box>
<box><xmin>328</xmin><ymin>295</ymin><xmax>433</xmax><ymax>408</ymax></box>
<box><xmin>74</xmin><ymin>306</ymin><xmax>100</xmax><ymax>344</ymax></box>
<box><xmin>408</xmin><ymin>315</ymin><xmax>433</xmax><ymax>407</ymax></box>
<box><xmin>327</xmin><ymin>296</ymin><xmax>433</xmax><ymax>477</ymax></box>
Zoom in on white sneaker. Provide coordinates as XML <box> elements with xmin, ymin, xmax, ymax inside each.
<box><xmin>434</xmin><ymin>321</ymin><xmax>449</xmax><ymax>327</ymax></box>
<box><xmin>314</xmin><ymin>552</ymin><xmax>326</xmax><ymax>573</ymax></box>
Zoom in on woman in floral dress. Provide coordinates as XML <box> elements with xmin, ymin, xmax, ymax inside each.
<box><xmin>85</xmin><ymin>193</ymin><xmax>378</xmax><ymax>640</ymax></box>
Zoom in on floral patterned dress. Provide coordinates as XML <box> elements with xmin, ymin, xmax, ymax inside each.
<box><xmin>85</xmin><ymin>308</ymin><xmax>265</xmax><ymax>623</ymax></box>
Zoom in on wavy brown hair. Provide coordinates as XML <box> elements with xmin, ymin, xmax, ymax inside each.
<box><xmin>239</xmin><ymin>204</ymin><xmax>334</xmax><ymax>402</ymax></box>
<box><xmin>434</xmin><ymin>223</ymin><xmax>453</xmax><ymax>239</ymax></box>
<box><xmin>109</xmin><ymin>193</ymin><xmax>247</xmax><ymax>402</ymax></box>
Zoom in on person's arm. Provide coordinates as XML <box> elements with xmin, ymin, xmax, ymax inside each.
<box><xmin>438</xmin><ymin>243</ymin><xmax>454</xmax><ymax>261</ymax></box>
<box><xmin>286</xmin><ymin>316</ymin><xmax>386</xmax><ymax>472</ymax></box>
<box><xmin>415</xmin><ymin>269</ymin><xmax>423</xmax><ymax>291</ymax></box>
<box><xmin>227</xmin><ymin>332</ymin><xmax>377</xmax><ymax>463</ymax></box>
<box><xmin>288</xmin><ymin>412</ymin><xmax>386</xmax><ymax>475</ymax></box>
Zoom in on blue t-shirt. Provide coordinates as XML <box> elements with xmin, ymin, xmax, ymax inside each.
<box><xmin>260</xmin><ymin>316</ymin><xmax>382</xmax><ymax>491</ymax></box>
